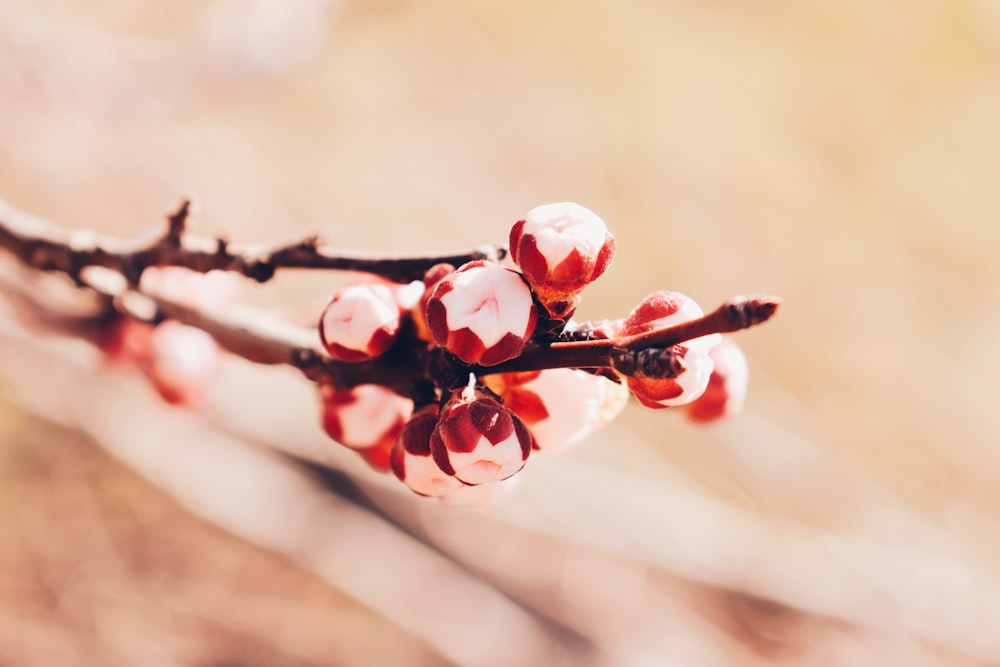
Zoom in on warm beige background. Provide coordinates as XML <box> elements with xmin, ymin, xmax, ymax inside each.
<box><xmin>1</xmin><ymin>1</ymin><xmax>999</xmax><ymax>665</ymax></box>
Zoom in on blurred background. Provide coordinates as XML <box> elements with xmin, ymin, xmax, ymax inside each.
<box><xmin>1</xmin><ymin>1</ymin><xmax>999</xmax><ymax>665</ymax></box>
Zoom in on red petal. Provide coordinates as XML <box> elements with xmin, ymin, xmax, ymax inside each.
<box><xmin>514</xmin><ymin>234</ymin><xmax>551</xmax><ymax>286</ymax></box>
<box><xmin>444</xmin><ymin>327</ymin><xmax>488</xmax><ymax>365</ymax></box>
<box><xmin>628</xmin><ymin>376</ymin><xmax>684</xmax><ymax>404</ymax></box>
<box><xmin>509</xmin><ymin>219</ymin><xmax>526</xmax><ymax>264</ymax></box>
<box><xmin>477</xmin><ymin>330</ymin><xmax>529</xmax><ymax>367</ymax></box>
<box><xmin>430</xmin><ymin>428</ymin><xmax>456</xmax><ymax>475</ymax></box>
<box><xmin>503</xmin><ymin>388</ymin><xmax>549</xmax><ymax>425</ymax></box>
<box><xmin>399</xmin><ymin>408</ymin><xmax>438</xmax><ymax>456</ymax></box>
<box><xmin>469</xmin><ymin>399</ymin><xmax>514</xmax><ymax>445</ymax></box>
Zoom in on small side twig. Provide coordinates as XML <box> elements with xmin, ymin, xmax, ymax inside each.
<box><xmin>485</xmin><ymin>296</ymin><xmax>782</xmax><ymax>374</ymax></box>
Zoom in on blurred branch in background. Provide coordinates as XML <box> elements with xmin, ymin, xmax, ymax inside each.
<box><xmin>2</xmin><ymin>1</ymin><xmax>1000</xmax><ymax>666</ymax></box>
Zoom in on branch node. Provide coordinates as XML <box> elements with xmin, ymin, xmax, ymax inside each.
<box><xmin>245</xmin><ymin>261</ymin><xmax>276</xmax><ymax>283</ymax></box>
<box><xmin>610</xmin><ymin>346</ymin><xmax>685</xmax><ymax>379</ymax></box>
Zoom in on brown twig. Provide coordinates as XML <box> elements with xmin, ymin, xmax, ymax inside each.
<box><xmin>0</xmin><ymin>197</ymin><xmax>506</xmax><ymax>285</ymax></box>
<box><xmin>485</xmin><ymin>296</ymin><xmax>782</xmax><ymax>375</ymax></box>
<box><xmin>72</xmin><ymin>266</ymin><xmax>439</xmax><ymax>401</ymax></box>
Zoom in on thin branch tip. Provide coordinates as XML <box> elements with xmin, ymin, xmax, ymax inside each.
<box><xmin>166</xmin><ymin>199</ymin><xmax>191</xmax><ymax>242</ymax></box>
<box><xmin>725</xmin><ymin>294</ymin><xmax>782</xmax><ymax>329</ymax></box>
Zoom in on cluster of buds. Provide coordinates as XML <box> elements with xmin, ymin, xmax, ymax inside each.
<box><xmin>315</xmin><ymin>202</ymin><xmax>763</xmax><ymax>507</ymax></box>
<box><xmin>0</xmin><ymin>195</ymin><xmax>775</xmax><ymax>509</ymax></box>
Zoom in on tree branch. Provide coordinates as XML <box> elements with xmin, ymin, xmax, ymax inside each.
<box><xmin>485</xmin><ymin>296</ymin><xmax>782</xmax><ymax>375</ymax></box>
<box><xmin>0</xmin><ymin>196</ymin><xmax>780</xmax><ymax>405</ymax></box>
<box><xmin>0</xmin><ymin>197</ymin><xmax>506</xmax><ymax>285</ymax></box>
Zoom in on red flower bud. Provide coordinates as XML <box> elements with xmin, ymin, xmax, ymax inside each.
<box><xmin>144</xmin><ymin>320</ymin><xmax>221</xmax><ymax>406</ymax></box>
<box><xmin>424</xmin><ymin>260</ymin><xmax>537</xmax><ymax>366</ymax></box>
<box><xmin>390</xmin><ymin>406</ymin><xmax>466</xmax><ymax>498</ymax></box>
<box><xmin>509</xmin><ymin>202</ymin><xmax>616</xmax><ymax>319</ymax></box>
<box><xmin>429</xmin><ymin>382</ymin><xmax>533</xmax><ymax>485</ymax></box>
<box><xmin>320</xmin><ymin>384</ymin><xmax>413</xmax><ymax>471</ymax></box>
<box><xmin>319</xmin><ymin>283</ymin><xmax>401</xmax><ymax>361</ymax></box>
<box><xmin>620</xmin><ymin>291</ymin><xmax>719</xmax><ymax>408</ymax></box>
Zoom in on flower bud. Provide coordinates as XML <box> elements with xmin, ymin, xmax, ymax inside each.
<box><xmin>430</xmin><ymin>382</ymin><xmax>533</xmax><ymax>485</ymax></box>
<box><xmin>620</xmin><ymin>291</ymin><xmax>719</xmax><ymax>408</ymax></box>
<box><xmin>509</xmin><ymin>202</ymin><xmax>616</xmax><ymax>319</ymax></box>
<box><xmin>320</xmin><ymin>384</ymin><xmax>413</xmax><ymax>471</ymax></box>
<box><xmin>485</xmin><ymin>368</ymin><xmax>628</xmax><ymax>453</ymax></box>
<box><xmin>684</xmin><ymin>337</ymin><xmax>749</xmax><ymax>422</ymax></box>
<box><xmin>145</xmin><ymin>320</ymin><xmax>222</xmax><ymax>406</ymax></box>
<box><xmin>424</xmin><ymin>260</ymin><xmax>537</xmax><ymax>366</ymax></box>
<box><xmin>390</xmin><ymin>406</ymin><xmax>466</xmax><ymax>497</ymax></box>
<box><xmin>319</xmin><ymin>283</ymin><xmax>401</xmax><ymax>361</ymax></box>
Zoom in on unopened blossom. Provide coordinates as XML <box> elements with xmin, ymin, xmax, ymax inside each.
<box><xmin>145</xmin><ymin>320</ymin><xmax>222</xmax><ymax>406</ymax></box>
<box><xmin>684</xmin><ymin>337</ymin><xmax>749</xmax><ymax>423</ymax></box>
<box><xmin>391</xmin><ymin>406</ymin><xmax>466</xmax><ymax>498</ymax></box>
<box><xmin>485</xmin><ymin>368</ymin><xmax>629</xmax><ymax>453</ymax></box>
<box><xmin>320</xmin><ymin>384</ymin><xmax>414</xmax><ymax>472</ymax></box>
<box><xmin>509</xmin><ymin>202</ymin><xmax>616</xmax><ymax>319</ymax></box>
<box><xmin>430</xmin><ymin>381</ymin><xmax>533</xmax><ymax>485</ymax></box>
<box><xmin>619</xmin><ymin>291</ymin><xmax>720</xmax><ymax>409</ymax></box>
<box><xmin>319</xmin><ymin>283</ymin><xmax>401</xmax><ymax>361</ymax></box>
<box><xmin>424</xmin><ymin>260</ymin><xmax>537</xmax><ymax>366</ymax></box>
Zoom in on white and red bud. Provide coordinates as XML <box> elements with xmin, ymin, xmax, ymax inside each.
<box><xmin>144</xmin><ymin>320</ymin><xmax>222</xmax><ymax>406</ymax></box>
<box><xmin>320</xmin><ymin>383</ymin><xmax>414</xmax><ymax>472</ymax></box>
<box><xmin>390</xmin><ymin>406</ymin><xmax>466</xmax><ymax>498</ymax></box>
<box><xmin>485</xmin><ymin>368</ymin><xmax>629</xmax><ymax>453</ymax></box>
<box><xmin>424</xmin><ymin>260</ymin><xmax>537</xmax><ymax>366</ymax></box>
<box><xmin>620</xmin><ymin>291</ymin><xmax>720</xmax><ymax>409</ymax></box>
<box><xmin>429</xmin><ymin>381</ymin><xmax>533</xmax><ymax>485</ymax></box>
<box><xmin>509</xmin><ymin>202</ymin><xmax>616</xmax><ymax>319</ymax></box>
<box><xmin>684</xmin><ymin>337</ymin><xmax>749</xmax><ymax>423</ymax></box>
<box><xmin>319</xmin><ymin>283</ymin><xmax>401</xmax><ymax>361</ymax></box>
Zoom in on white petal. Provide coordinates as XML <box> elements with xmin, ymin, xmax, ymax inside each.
<box><xmin>663</xmin><ymin>346</ymin><xmax>715</xmax><ymax>406</ymax></box>
<box><xmin>641</xmin><ymin>297</ymin><xmax>720</xmax><ymax>353</ymax></box>
<box><xmin>520</xmin><ymin>369</ymin><xmax>627</xmax><ymax>453</ymax></box>
<box><xmin>446</xmin><ymin>433</ymin><xmax>526</xmax><ymax>484</ymax></box>
<box><xmin>522</xmin><ymin>202</ymin><xmax>609</xmax><ymax>267</ymax></box>
<box><xmin>400</xmin><ymin>452</ymin><xmax>465</xmax><ymax>497</ymax></box>
<box><xmin>335</xmin><ymin>385</ymin><xmax>412</xmax><ymax>448</ymax></box>
<box><xmin>439</xmin><ymin>264</ymin><xmax>532</xmax><ymax>347</ymax></box>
